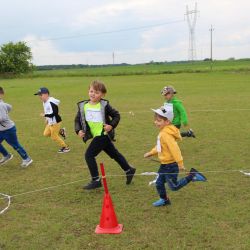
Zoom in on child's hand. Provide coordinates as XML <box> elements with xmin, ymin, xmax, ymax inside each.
<box><xmin>40</xmin><ymin>113</ymin><xmax>45</xmax><ymax>117</ymax></box>
<box><xmin>78</xmin><ymin>130</ymin><xmax>85</xmax><ymax>138</ymax></box>
<box><xmin>179</xmin><ymin>165</ymin><xmax>186</xmax><ymax>171</ymax></box>
<box><xmin>104</xmin><ymin>124</ymin><xmax>113</xmax><ymax>133</ymax></box>
<box><xmin>144</xmin><ymin>152</ymin><xmax>151</xmax><ymax>158</ymax></box>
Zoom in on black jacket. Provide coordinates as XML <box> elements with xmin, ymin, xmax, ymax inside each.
<box><xmin>74</xmin><ymin>99</ymin><xmax>120</xmax><ymax>142</ymax></box>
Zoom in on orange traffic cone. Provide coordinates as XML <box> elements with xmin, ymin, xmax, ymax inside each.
<box><xmin>95</xmin><ymin>163</ymin><xmax>123</xmax><ymax>234</ymax></box>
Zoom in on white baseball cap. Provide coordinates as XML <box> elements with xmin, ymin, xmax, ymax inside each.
<box><xmin>151</xmin><ymin>106</ymin><xmax>174</xmax><ymax>122</ymax></box>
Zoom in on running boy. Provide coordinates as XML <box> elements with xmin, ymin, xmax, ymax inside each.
<box><xmin>34</xmin><ymin>87</ymin><xmax>70</xmax><ymax>153</ymax></box>
<box><xmin>0</xmin><ymin>87</ymin><xmax>33</xmax><ymax>167</ymax></box>
<box><xmin>144</xmin><ymin>106</ymin><xmax>206</xmax><ymax>207</ymax></box>
<box><xmin>75</xmin><ymin>80</ymin><xmax>136</xmax><ymax>190</ymax></box>
<box><xmin>161</xmin><ymin>85</ymin><xmax>195</xmax><ymax>138</ymax></box>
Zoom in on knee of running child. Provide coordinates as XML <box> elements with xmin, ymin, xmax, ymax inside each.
<box><xmin>85</xmin><ymin>150</ymin><xmax>97</xmax><ymax>160</ymax></box>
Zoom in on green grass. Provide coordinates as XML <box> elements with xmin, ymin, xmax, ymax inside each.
<box><xmin>18</xmin><ymin>59</ymin><xmax>250</xmax><ymax>78</ymax></box>
<box><xmin>0</xmin><ymin>71</ymin><xmax>250</xmax><ymax>249</ymax></box>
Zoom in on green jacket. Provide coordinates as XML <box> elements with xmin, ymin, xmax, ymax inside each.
<box><xmin>165</xmin><ymin>97</ymin><xmax>188</xmax><ymax>127</ymax></box>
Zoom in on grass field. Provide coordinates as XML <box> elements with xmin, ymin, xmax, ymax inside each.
<box><xmin>0</xmin><ymin>71</ymin><xmax>250</xmax><ymax>249</ymax></box>
<box><xmin>25</xmin><ymin>59</ymin><xmax>250</xmax><ymax>78</ymax></box>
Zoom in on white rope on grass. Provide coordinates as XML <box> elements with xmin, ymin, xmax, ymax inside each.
<box><xmin>12</xmin><ymin>108</ymin><xmax>250</xmax><ymax>123</ymax></box>
<box><xmin>240</xmin><ymin>171</ymin><xmax>250</xmax><ymax>176</ymax></box>
<box><xmin>0</xmin><ymin>193</ymin><xmax>11</xmax><ymax>215</ymax></box>
<box><xmin>0</xmin><ymin>169</ymin><xmax>249</xmax><ymax>215</ymax></box>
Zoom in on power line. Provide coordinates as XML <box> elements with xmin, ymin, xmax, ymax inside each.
<box><xmin>23</xmin><ymin>19</ymin><xmax>184</xmax><ymax>43</ymax></box>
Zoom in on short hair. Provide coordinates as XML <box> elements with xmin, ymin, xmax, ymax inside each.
<box><xmin>89</xmin><ymin>80</ymin><xmax>107</xmax><ymax>94</ymax></box>
<box><xmin>0</xmin><ymin>87</ymin><xmax>4</xmax><ymax>94</ymax></box>
<box><xmin>154</xmin><ymin>113</ymin><xmax>169</xmax><ymax>121</ymax></box>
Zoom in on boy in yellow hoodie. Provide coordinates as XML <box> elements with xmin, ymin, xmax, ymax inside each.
<box><xmin>144</xmin><ymin>106</ymin><xmax>206</xmax><ymax>207</ymax></box>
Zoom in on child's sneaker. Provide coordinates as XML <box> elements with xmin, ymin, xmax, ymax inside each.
<box><xmin>59</xmin><ymin>127</ymin><xmax>66</xmax><ymax>140</ymax></box>
<box><xmin>21</xmin><ymin>157</ymin><xmax>33</xmax><ymax>168</ymax></box>
<box><xmin>0</xmin><ymin>154</ymin><xmax>13</xmax><ymax>165</ymax></box>
<box><xmin>190</xmin><ymin>168</ymin><xmax>207</xmax><ymax>182</ymax></box>
<box><xmin>153</xmin><ymin>198</ymin><xmax>171</xmax><ymax>207</ymax></box>
<box><xmin>58</xmin><ymin>147</ymin><xmax>70</xmax><ymax>153</ymax></box>
<box><xmin>181</xmin><ymin>129</ymin><xmax>196</xmax><ymax>138</ymax></box>
<box><xmin>126</xmin><ymin>167</ymin><xmax>136</xmax><ymax>185</ymax></box>
<box><xmin>83</xmin><ymin>180</ymin><xmax>102</xmax><ymax>190</ymax></box>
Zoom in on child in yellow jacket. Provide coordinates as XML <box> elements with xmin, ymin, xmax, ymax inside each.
<box><xmin>144</xmin><ymin>106</ymin><xmax>206</xmax><ymax>207</ymax></box>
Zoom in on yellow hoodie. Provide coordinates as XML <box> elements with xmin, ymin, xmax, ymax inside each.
<box><xmin>149</xmin><ymin>125</ymin><xmax>184</xmax><ymax>169</ymax></box>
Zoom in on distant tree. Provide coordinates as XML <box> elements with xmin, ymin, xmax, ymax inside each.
<box><xmin>0</xmin><ymin>41</ymin><xmax>34</xmax><ymax>75</ymax></box>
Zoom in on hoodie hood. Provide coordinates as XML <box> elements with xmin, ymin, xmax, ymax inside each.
<box><xmin>48</xmin><ymin>97</ymin><xmax>60</xmax><ymax>106</ymax></box>
<box><xmin>162</xmin><ymin>125</ymin><xmax>182</xmax><ymax>140</ymax></box>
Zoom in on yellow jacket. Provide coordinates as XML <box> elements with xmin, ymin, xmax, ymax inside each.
<box><xmin>149</xmin><ymin>125</ymin><xmax>184</xmax><ymax>169</ymax></box>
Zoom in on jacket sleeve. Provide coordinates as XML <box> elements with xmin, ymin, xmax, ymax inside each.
<box><xmin>164</xmin><ymin>134</ymin><xmax>184</xmax><ymax>169</ymax></box>
<box><xmin>106</xmin><ymin>103</ymin><xmax>120</xmax><ymax>128</ymax></box>
<box><xmin>74</xmin><ymin>110</ymin><xmax>82</xmax><ymax>134</ymax></box>
<box><xmin>44</xmin><ymin>102</ymin><xmax>58</xmax><ymax>118</ymax></box>
<box><xmin>176</xmin><ymin>101</ymin><xmax>188</xmax><ymax>126</ymax></box>
<box><xmin>0</xmin><ymin>105</ymin><xmax>9</xmax><ymax>122</ymax></box>
<box><xmin>5</xmin><ymin>103</ymin><xmax>12</xmax><ymax>112</ymax></box>
<box><xmin>149</xmin><ymin>146</ymin><xmax>158</xmax><ymax>156</ymax></box>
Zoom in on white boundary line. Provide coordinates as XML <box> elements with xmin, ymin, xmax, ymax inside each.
<box><xmin>1</xmin><ymin>169</ymin><xmax>249</xmax><ymax>215</ymax></box>
<box><xmin>0</xmin><ymin>193</ymin><xmax>11</xmax><ymax>215</ymax></box>
<box><xmin>12</xmin><ymin>108</ymin><xmax>250</xmax><ymax>123</ymax></box>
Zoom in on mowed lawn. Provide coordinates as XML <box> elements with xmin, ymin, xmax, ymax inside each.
<box><xmin>0</xmin><ymin>72</ymin><xmax>250</xmax><ymax>249</ymax></box>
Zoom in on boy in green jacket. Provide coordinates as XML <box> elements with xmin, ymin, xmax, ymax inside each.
<box><xmin>161</xmin><ymin>86</ymin><xmax>195</xmax><ymax>138</ymax></box>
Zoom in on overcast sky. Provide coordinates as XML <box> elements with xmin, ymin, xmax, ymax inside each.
<box><xmin>1</xmin><ymin>0</ymin><xmax>249</xmax><ymax>65</ymax></box>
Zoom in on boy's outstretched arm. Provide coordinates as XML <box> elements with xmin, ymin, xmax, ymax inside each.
<box><xmin>176</xmin><ymin>101</ymin><xmax>188</xmax><ymax>127</ymax></box>
<box><xmin>144</xmin><ymin>146</ymin><xmax>158</xmax><ymax>158</ymax></box>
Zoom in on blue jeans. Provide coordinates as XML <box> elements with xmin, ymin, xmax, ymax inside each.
<box><xmin>156</xmin><ymin>162</ymin><xmax>193</xmax><ymax>199</ymax></box>
<box><xmin>0</xmin><ymin>126</ymin><xmax>29</xmax><ymax>160</ymax></box>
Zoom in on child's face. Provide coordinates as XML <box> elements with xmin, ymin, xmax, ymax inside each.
<box><xmin>88</xmin><ymin>87</ymin><xmax>104</xmax><ymax>103</ymax></box>
<box><xmin>0</xmin><ymin>93</ymin><xmax>4</xmax><ymax>99</ymax></box>
<box><xmin>38</xmin><ymin>93</ymin><xmax>49</xmax><ymax>102</ymax></box>
<box><xmin>154</xmin><ymin>115</ymin><xmax>170</xmax><ymax>129</ymax></box>
<box><xmin>164</xmin><ymin>93</ymin><xmax>173</xmax><ymax>101</ymax></box>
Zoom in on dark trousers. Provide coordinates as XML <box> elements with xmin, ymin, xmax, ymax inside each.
<box><xmin>0</xmin><ymin>126</ymin><xmax>28</xmax><ymax>160</ymax></box>
<box><xmin>156</xmin><ymin>162</ymin><xmax>193</xmax><ymax>199</ymax></box>
<box><xmin>85</xmin><ymin>135</ymin><xmax>131</xmax><ymax>180</ymax></box>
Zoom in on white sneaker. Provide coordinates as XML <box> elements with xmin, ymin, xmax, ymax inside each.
<box><xmin>21</xmin><ymin>158</ymin><xmax>33</xmax><ymax>168</ymax></box>
<box><xmin>58</xmin><ymin>147</ymin><xmax>70</xmax><ymax>153</ymax></box>
<box><xmin>0</xmin><ymin>154</ymin><xmax>13</xmax><ymax>165</ymax></box>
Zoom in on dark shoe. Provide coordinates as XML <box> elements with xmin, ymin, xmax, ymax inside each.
<box><xmin>126</xmin><ymin>167</ymin><xmax>136</xmax><ymax>185</ymax></box>
<box><xmin>181</xmin><ymin>129</ymin><xmax>196</xmax><ymax>138</ymax></box>
<box><xmin>83</xmin><ymin>180</ymin><xmax>102</xmax><ymax>190</ymax></box>
<box><xmin>190</xmin><ymin>168</ymin><xmax>207</xmax><ymax>182</ymax></box>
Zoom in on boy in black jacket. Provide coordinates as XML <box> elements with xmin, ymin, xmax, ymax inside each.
<box><xmin>75</xmin><ymin>80</ymin><xmax>136</xmax><ymax>190</ymax></box>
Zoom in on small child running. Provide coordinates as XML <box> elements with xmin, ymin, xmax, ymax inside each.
<box><xmin>161</xmin><ymin>85</ymin><xmax>195</xmax><ymax>138</ymax></box>
<box><xmin>75</xmin><ymin>80</ymin><xmax>136</xmax><ymax>190</ymax></box>
<box><xmin>34</xmin><ymin>87</ymin><xmax>70</xmax><ymax>153</ymax></box>
<box><xmin>144</xmin><ymin>106</ymin><xmax>206</xmax><ymax>207</ymax></box>
<box><xmin>0</xmin><ymin>87</ymin><xmax>33</xmax><ymax>167</ymax></box>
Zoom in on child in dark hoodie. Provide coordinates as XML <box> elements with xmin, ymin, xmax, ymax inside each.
<box><xmin>75</xmin><ymin>80</ymin><xmax>136</xmax><ymax>190</ymax></box>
